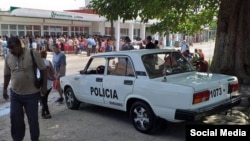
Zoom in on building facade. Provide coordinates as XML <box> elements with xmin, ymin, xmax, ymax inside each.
<box><xmin>0</xmin><ymin>7</ymin><xmax>168</xmax><ymax>48</ymax></box>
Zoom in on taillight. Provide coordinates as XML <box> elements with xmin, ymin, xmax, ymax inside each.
<box><xmin>192</xmin><ymin>90</ymin><xmax>210</xmax><ymax>104</ymax></box>
<box><xmin>228</xmin><ymin>83</ymin><xmax>239</xmax><ymax>94</ymax></box>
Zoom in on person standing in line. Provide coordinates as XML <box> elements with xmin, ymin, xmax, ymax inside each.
<box><xmin>3</xmin><ymin>36</ymin><xmax>47</xmax><ymax>141</ymax></box>
<box><xmin>120</xmin><ymin>36</ymin><xmax>134</xmax><ymax>50</ymax></box>
<box><xmin>181</xmin><ymin>40</ymin><xmax>189</xmax><ymax>53</ymax></box>
<box><xmin>198</xmin><ymin>49</ymin><xmax>205</xmax><ymax>60</ymax></box>
<box><xmin>86</xmin><ymin>36</ymin><xmax>95</xmax><ymax>56</ymax></box>
<box><xmin>39</xmin><ymin>50</ymin><xmax>54</xmax><ymax>119</ymax></box>
<box><xmin>145</xmin><ymin>36</ymin><xmax>156</xmax><ymax>49</ymax></box>
<box><xmin>105</xmin><ymin>39</ymin><xmax>113</xmax><ymax>52</ymax></box>
<box><xmin>154</xmin><ymin>40</ymin><xmax>160</xmax><ymax>49</ymax></box>
<box><xmin>73</xmin><ymin>37</ymin><xmax>80</xmax><ymax>54</ymax></box>
<box><xmin>52</xmin><ymin>44</ymin><xmax>66</xmax><ymax>103</ymax></box>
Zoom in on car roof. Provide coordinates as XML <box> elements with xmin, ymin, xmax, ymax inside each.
<box><xmin>92</xmin><ymin>48</ymin><xmax>179</xmax><ymax>57</ymax></box>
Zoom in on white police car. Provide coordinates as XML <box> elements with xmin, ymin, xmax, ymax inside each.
<box><xmin>60</xmin><ymin>48</ymin><xmax>241</xmax><ymax>134</ymax></box>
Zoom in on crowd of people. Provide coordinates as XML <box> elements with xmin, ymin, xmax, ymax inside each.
<box><xmin>0</xmin><ymin>34</ymin><xmax>117</xmax><ymax>57</ymax></box>
<box><xmin>180</xmin><ymin>40</ymin><xmax>208</xmax><ymax>72</ymax></box>
<box><xmin>1</xmin><ymin>34</ymin><xmax>165</xmax><ymax>59</ymax></box>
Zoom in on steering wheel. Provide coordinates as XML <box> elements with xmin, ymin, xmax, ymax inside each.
<box><xmin>96</xmin><ymin>65</ymin><xmax>105</xmax><ymax>74</ymax></box>
<box><xmin>172</xmin><ymin>68</ymin><xmax>181</xmax><ymax>73</ymax></box>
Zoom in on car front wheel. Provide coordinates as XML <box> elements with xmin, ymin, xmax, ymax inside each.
<box><xmin>64</xmin><ymin>87</ymin><xmax>80</xmax><ymax>110</ymax></box>
<box><xmin>130</xmin><ymin>101</ymin><xmax>156</xmax><ymax>134</ymax></box>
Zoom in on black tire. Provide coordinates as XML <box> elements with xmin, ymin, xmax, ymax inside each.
<box><xmin>64</xmin><ymin>87</ymin><xmax>80</xmax><ymax>110</ymax></box>
<box><xmin>130</xmin><ymin>101</ymin><xmax>157</xmax><ymax>134</ymax></box>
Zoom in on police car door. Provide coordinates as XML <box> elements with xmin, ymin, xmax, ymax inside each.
<box><xmin>79</xmin><ymin>57</ymin><xmax>106</xmax><ymax>105</ymax></box>
<box><xmin>102</xmin><ymin>57</ymin><xmax>136</xmax><ymax>110</ymax></box>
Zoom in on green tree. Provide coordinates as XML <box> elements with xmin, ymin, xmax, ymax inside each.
<box><xmin>88</xmin><ymin>0</ymin><xmax>219</xmax><ymax>35</ymax></box>
<box><xmin>211</xmin><ymin>0</ymin><xmax>250</xmax><ymax>83</ymax></box>
<box><xmin>88</xmin><ymin>0</ymin><xmax>250</xmax><ymax>82</ymax></box>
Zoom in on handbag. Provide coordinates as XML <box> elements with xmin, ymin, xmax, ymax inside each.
<box><xmin>30</xmin><ymin>49</ymin><xmax>43</xmax><ymax>89</ymax></box>
<box><xmin>47</xmin><ymin>61</ymin><xmax>55</xmax><ymax>81</ymax></box>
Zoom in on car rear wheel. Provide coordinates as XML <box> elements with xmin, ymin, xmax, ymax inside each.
<box><xmin>64</xmin><ymin>87</ymin><xmax>80</xmax><ymax>110</ymax></box>
<box><xmin>130</xmin><ymin>101</ymin><xmax>156</xmax><ymax>134</ymax></box>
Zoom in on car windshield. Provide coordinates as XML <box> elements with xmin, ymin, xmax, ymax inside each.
<box><xmin>141</xmin><ymin>51</ymin><xmax>195</xmax><ymax>78</ymax></box>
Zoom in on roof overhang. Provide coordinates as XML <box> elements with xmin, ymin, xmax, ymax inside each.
<box><xmin>9</xmin><ymin>6</ymin><xmax>106</xmax><ymax>22</ymax></box>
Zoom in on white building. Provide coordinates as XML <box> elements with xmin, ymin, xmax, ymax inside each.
<box><xmin>0</xmin><ymin>7</ymin><xmax>168</xmax><ymax>48</ymax></box>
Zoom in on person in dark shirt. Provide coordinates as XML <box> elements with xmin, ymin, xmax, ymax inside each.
<box><xmin>197</xmin><ymin>58</ymin><xmax>208</xmax><ymax>72</ymax></box>
<box><xmin>154</xmin><ymin>40</ymin><xmax>160</xmax><ymax>49</ymax></box>
<box><xmin>145</xmin><ymin>36</ymin><xmax>156</xmax><ymax>49</ymax></box>
<box><xmin>121</xmin><ymin>36</ymin><xmax>134</xmax><ymax>50</ymax></box>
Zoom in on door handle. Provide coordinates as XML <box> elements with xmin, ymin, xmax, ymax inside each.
<box><xmin>124</xmin><ymin>80</ymin><xmax>133</xmax><ymax>85</ymax></box>
<box><xmin>96</xmin><ymin>78</ymin><xmax>103</xmax><ymax>82</ymax></box>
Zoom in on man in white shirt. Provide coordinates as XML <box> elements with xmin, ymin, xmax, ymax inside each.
<box><xmin>181</xmin><ymin>40</ymin><xmax>189</xmax><ymax>53</ymax></box>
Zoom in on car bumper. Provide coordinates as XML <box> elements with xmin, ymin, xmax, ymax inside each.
<box><xmin>174</xmin><ymin>96</ymin><xmax>242</xmax><ymax>121</ymax></box>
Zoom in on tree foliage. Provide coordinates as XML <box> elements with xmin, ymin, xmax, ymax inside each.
<box><xmin>87</xmin><ymin>0</ymin><xmax>220</xmax><ymax>35</ymax></box>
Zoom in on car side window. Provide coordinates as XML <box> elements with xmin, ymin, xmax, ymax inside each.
<box><xmin>108</xmin><ymin>57</ymin><xmax>135</xmax><ymax>77</ymax></box>
<box><xmin>86</xmin><ymin>57</ymin><xmax>106</xmax><ymax>75</ymax></box>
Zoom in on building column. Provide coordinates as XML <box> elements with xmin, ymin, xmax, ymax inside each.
<box><xmin>68</xmin><ymin>25</ymin><xmax>71</xmax><ymax>36</ymax></box>
<box><xmin>168</xmin><ymin>33</ymin><xmax>173</xmax><ymax>46</ymax></box>
<box><xmin>129</xmin><ymin>23</ymin><xmax>134</xmax><ymax>41</ymax></box>
<box><xmin>40</xmin><ymin>24</ymin><xmax>44</xmax><ymax>36</ymax></box>
<box><xmin>140</xmin><ymin>24</ymin><xmax>146</xmax><ymax>40</ymax></box>
<box><xmin>154</xmin><ymin>33</ymin><xmax>159</xmax><ymax>41</ymax></box>
<box><xmin>99</xmin><ymin>21</ymin><xmax>105</xmax><ymax>35</ymax></box>
<box><xmin>115</xmin><ymin>18</ymin><xmax>120</xmax><ymax>51</ymax></box>
<box><xmin>162</xmin><ymin>36</ymin><xmax>167</xmax><ymax>47</ymax></box>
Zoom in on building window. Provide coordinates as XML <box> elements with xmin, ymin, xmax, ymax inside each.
<box><xmin>9</xmin><ymin>25</ymin><xmax>17</xmax><ymax>30</ymax></box>
<box><xmin>1</xmin><ymin>31</ymin><xmax>8</xmax><ymax>36</ymax></box>
<box><xmin>18</xmin><ymin>25</ymin><xmax>25</xmax><ymax>30</ymax></box>
<box><xmin>44</xmin><ymin>32</ymin><xmax>49</xmax><ymax>36</ymax></box>
<box><xmin>33</xmin><ymin>25</ymin><xmax>40</xmax><ymax>30</ymax></box>
<box><xmin>34</xmin><ymin>31</ymin><xmax>40</xmax><ymax>36</ymax></box>
<box><xmin>63</xmin><ymin>26</ymin><xmax>68</xmax><ymax>31</ymax></box>
<box><xmin>133</xmin><ymin>29</ymin><xmax>140</xmax><ymax>39</ymax></box>
<box><xmin>1</xmin><ymin>24</ymin><xmax>8</xmax><ymax>30</ymax></box>
<box><xmin>79</xmin><ymin>27</ymin><xmax>84</xmax><ymax>35</ymax></box>
<box><xmin>71</xmin><ymin>26</ymin><xmax>87</xmax><ymax>36</ymax></box>
<box><xmin>120</xmin><ymin>28</ymin><xmax>129</xmax><ymax>36</ymax></box>
<box><xmin>105</xmin><ymin>27</ymin><xmax>115</xmax><ymax>36</ymax></box>
<box><xmin>10</xmin><ymin>31</ymin><xmax>17</xmax><ymax>36</ymax></box>
<box><xmin>26</xmin><ymin>25</ymin><xmax>32</xmax><ymax>30</ymax></box>
<box><xmin>84</xmin><ymin>27</ymin><xmax>89</xmax><ymax>35</ymax></box>
<box><xmin>44</xmin><ymin>25</ymin><xmax>49</xmax><ymax>30</ymax></box>
<box><xmin>62</xmin><ymin>26</ymin><xmax>68</xmax><ymax>36</ymax></box>
<box><xmin>26</xmin><ymin>31</ymin><xmax>32</xmax><ymax>36</ymax></box>
<box><xmin>75</xmin><ymin>26</ymin><xmax>79</xmax><ymax>31</ymax></box>
<box><xmin>33</xmin><ymin>25</ymin><xmax>41</xmax><ymax>36</ymax></box>
<box><xmin>18</xmin><ymin>31</ymin><xmax>25</xmax><ymax>37</ymax></box>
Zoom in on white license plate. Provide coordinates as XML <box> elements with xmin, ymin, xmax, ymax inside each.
<box><xmin>210</xmin><ymin>87</ymin><xmax>222</xmax><ymax>98</ymax></box>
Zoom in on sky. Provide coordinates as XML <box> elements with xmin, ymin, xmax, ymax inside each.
<box><xmin>0</xmin><ymin>0</ymin><xmax>85</xmax><ymax>11</ymax></box>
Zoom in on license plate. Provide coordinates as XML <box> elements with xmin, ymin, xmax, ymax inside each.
<box><xmin>210</xmin><ymin>87</ymin><xmax>222</xmax><ymax>98</ymax></box>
